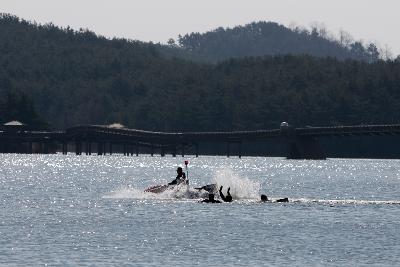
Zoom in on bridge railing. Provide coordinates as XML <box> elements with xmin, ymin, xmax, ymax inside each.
<box><xmin>296</xmin><ymin>124</ymin><xmax>400</xmax><ymax>137</ymax></box>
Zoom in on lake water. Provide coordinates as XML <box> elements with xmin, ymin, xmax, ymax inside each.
<box><xmin>1</xmin><ymin>154</ymin><xmax>399</xmax><ymax>266</ymax></box>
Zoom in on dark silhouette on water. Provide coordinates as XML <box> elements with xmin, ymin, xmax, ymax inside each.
<box><xmin>194</xmin><ymin>183</ymin><xmax>218</xmax><ymax>193</ymax></box>
<box><xmin>261</xmin><ymin>194</ymin><xmax>289</xmax><ymax>203</ymax></box>
<box><xmin>201</xmin><ymin>193</ymin><xmax>221</xmax><ymax>203</ymax></box>
<box><xmin>219</xmin><ymin>186</ymin><xmax>232</xmax><ymax>202</ymax></box>
<box><xmin>276</xmin><ymin>197</ymin><xmax>289</xmax><ymax>203</ymax></box>
<box><xmin>145</xmin><ymin>167</ymin><xmax>187</xmax><ymax>193</ymax></box>
<box><xmin>168</xmin><ymin>167</ymin><xmax>187</xmax><ymax>186</ymax></box>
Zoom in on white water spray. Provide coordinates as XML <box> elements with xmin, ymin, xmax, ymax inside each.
<box><xmin>212</xmin><ymin>167</ymin><xmax>260</xmax><ymax>199</ymax></box>
<box><xmin>103</xmin><ymin>183</ymin><xmax>209</xmax><ymax>200</ymax></box>
<box><xmin>103</xmin><ymin>186</ymin><xmax>161</xmax><ymax>199</ymax></box>
<box><xmin>104</xmin><ymin>167</ymin><xmax>261</xmax><ymax>200</ymax></box>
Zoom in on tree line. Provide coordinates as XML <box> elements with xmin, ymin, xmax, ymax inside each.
<box><xmin>166</xmin><ymin>21</ymin><xmax>394</xmax><ymax>63</ymax></box>
<box><xmin>1</xmin><ymin>14</ymin><xmax>400</xmax><ymax>131</ymax></box>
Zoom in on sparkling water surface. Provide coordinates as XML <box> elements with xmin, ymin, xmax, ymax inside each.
<box><xmin>1</xmin><ymin>154</ymin><xmax>399</xmax><ymax>266</ymax></box>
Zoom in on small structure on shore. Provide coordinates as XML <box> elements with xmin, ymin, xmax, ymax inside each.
<box><xmin>108</xmin><ymin>123</ymin><xmax>125</xmax><ymax>129</ymax></box>
<box><xmin>1</xmin><ymin>120</ymin><xmax>28</xmax><ymax>133</ymax></box>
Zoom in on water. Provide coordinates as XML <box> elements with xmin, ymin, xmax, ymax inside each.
<box><xmin>1</xmin><ymin>154</ymin><xmax>399</xmax><ymax>266</ymax></box>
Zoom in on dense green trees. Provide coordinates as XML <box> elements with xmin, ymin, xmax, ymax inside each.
<box><xmin>174</xmin><ymin>22</ymin><xmax>382</xmax><ymax>63</ymax></box>
<box><xmin>1</xmin><ymin>14</ymin><xmax>400</xmax><ymax>131</ymax></box>
<box><xmin>0</xmin><ymin>92</ymin><xmax>48</xmax><ymax>129</ymax></box>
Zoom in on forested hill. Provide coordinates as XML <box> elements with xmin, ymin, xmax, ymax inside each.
<box><xmin>1</xmin><ymin>14</ymin><xmax>400</xmax><ymax>131</ymax></box>
<box><xmin>170</xmin><ymin>21</ymin><xmax>382</xmax><ymax>63</ymax></box>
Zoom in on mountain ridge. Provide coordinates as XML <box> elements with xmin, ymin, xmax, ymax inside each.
<box><xmin>1</xmin><ymin>14</ymin><xmax>400</xmax><ymax>132</ymax></box>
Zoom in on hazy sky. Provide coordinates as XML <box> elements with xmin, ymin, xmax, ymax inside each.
<box><xmin>2</xmin><ymin>0</ymin><xmax>400</xmax><ymax>55</ymax></box>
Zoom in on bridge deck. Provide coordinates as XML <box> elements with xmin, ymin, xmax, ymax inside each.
<box><xmin>2</xmin><ymin>124</ymin><xmax>400</xmax><ymax>157</ymax></box>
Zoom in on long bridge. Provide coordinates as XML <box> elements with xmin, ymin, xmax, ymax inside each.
<box><xmin>1</xmin><ymin>123</ymin><xmax>400</xmax><ymax>159</ymax></box>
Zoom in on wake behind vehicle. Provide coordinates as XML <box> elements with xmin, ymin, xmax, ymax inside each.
<box><xmin>144</xmin><ymin>184</ymin><xmax>170</xmax><ymax>193</ymax></box>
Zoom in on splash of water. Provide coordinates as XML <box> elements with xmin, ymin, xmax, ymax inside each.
<box><xmin>103</xmin><ymin>184</ymin><xmax>209</xmax><ymax>200</ymax></box>
<box><xmin>104</xmin><ymin>167</ymin><xmax>261</xmax><ymax>200</ymax></box>
<box><xmin>212</xmin><ymin>167</ymin><xmax>260</xmax><ymax>199</ymax></box>
<box><xmin>103</xmin><ymin>186</ymin><xmax>400</xmax><ymax>206</ymax></box>
<box><xmin>103</xmin><ymin>186</ymin><xmax>160</xmax><ymax>199</ymax></box>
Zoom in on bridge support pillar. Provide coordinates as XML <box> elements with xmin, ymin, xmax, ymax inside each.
<box><xmin>195</xmin><ymin>143</ymin><xmax>199</xmax><ymax>158</ymax></box>
<box><xmin>62</xmin><ymin>142</ymin><xmax>67</xmax><ymax>154</ymax></box>
<box><xmin>97</xmin><ymin>142</ymin><xmax>103</xmax><ymax>155</ymax></box>
<box><xmin>136</xmin><ymin>142</ymin><xmax>139</xmax><ymax>156</ymax></box>
<box><xmin>172</xmin><ymin>146</ymin><xmax>176</xmax><ymax>157</ymax></box>
<box><xmin>28</xmin><ymin>142</ymin><xmax>33</xmax><ymax>154</ymax></box>
<box><xmin>181</xmin><ymin>145</ymin><xmax>185</xmax><ymax>157</ymax></box>
<box><xmin>109</xmin><ymin>143</ymin><xmax>113</xmax><ymax>155</ymax></box>
<box><xmin>0</xmin><ymin>141</ymin><xmax>4</xmax><ymax>153</ymax></box>
<box><xmin>85</xmin><ymin>141</ymin><xmax>89</xmax><ymax>155</ymax></box>
<box><xmin>75</xmin><ymin>141</ymin><xmax>82</xmax><ymax>155</ymax></box>
<box><xmin>287</xmin><ymin>136</ymin><xmax>326</xmax><ymax>160</ymax></box>
<box><xmin>239</xmin><ymin>141</ymin><xmax>242</xmax><ymax>159</ymax></box>
<box><xmin>226</xmin><ymin>142</ymin><xmax>230</xmax><ymax>158</ymax></box>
